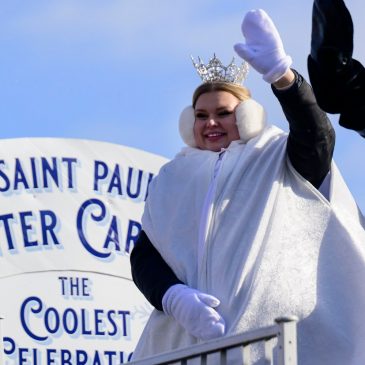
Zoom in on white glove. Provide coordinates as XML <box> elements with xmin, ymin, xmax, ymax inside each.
<box><xmin>234</xmin><ymin>9</ymin><xmax>292</xmax><ymax>83</ymax></box>
<box><xmin>162</xmin><ymin>284</ymin><xmax>225</xmax><ymax>340</ymax></box>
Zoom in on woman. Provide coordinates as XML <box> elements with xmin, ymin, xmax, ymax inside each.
<box><xmin>131</xmin><ymin>9</ymin><xmax>365</xmax><ymax>364</ymax></box>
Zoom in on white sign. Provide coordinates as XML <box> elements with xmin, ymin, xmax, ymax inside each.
<box><xmin>0</xmin><ymin>138</ymin><xmax>168</xmax><ymax>365</ymax></box>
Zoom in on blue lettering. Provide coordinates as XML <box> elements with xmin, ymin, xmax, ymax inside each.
<box><xmin>62</xmin><ymin>157</ymin><xmax>77</xmax><ymax>189</ymax></box>
<box><xmin>77</xmin><ymin>199</ymin><xmax>142</xmax><ymax>258</ymax></box>
<box><xmin>20</xmin><ymin>211</ymin><xmax>37</xmax><ymax>247</ymax></box>
<box><xmin>30</xmin><ymin>157</ymin><xmax>39</xmax><ymax>189</ymax></box>
<box><xmin>69</xmin><ymin>277</ymin><xmax>81</xmax><ymax>296</ymax></box>
<box><xmin>94</xmin><ymin>309</ymin><xmax>105</xmax><ymax>336</ymax></box>
<box><xmin>19</xmin><ymin>348</ymin><xmax>29</xmax><ymax>365</ymax></box>
<box><xmin>59</xmin><ymin>277</ymin><xmax>67</xmax><ymax>295</ymax></box>
<box><xmin>92</xmin><ymin>351</ymin><xmax>102</xmax><ymax>365</ymax></box>
<box><xmin>76</xmin><ymin>350</ymin><xmax>88</xmax><ymax>365</ymax></box>
<box><xmin>47</xmin><ymin>349</ymin><xmax>57</xmax><ymax>364</ymax></box>
<box><xmin>14</xmin><ymin>159</ymin><xmax>30</xmax><ymax>190</ymax></box>
<box><xmin>103</xmin><ymin>216</ymin><xmax>121</xmax><ymax>252</ymax></box>
<box><xmin>61</xmin><ymin>349</ymin><xmax>72</xmax><ymax>365</ymax></box>
<box><xmin>20</xmin><ymin>296</ymin><xmax>48</xmax><ymax>341</ymax></box>
<box><xmin>0</xmin><ymin>160</ymin><xmax>10</xmax><ymax>192</ymax></box>
<box><xmin>63</xmin><ymin>308</ymin><xmax>78</xmax><ymax>334</ymax></box>
<box><xmin>0</xmin><ymin>213</ymin><xmax>15</xmax><ymax>251</ymax></box>
<box><xmin>125</xmin><ymin>220</ymin><xmax>141</xmax><ymax>253</ymax></box>
<box><xmin>0</xmin><ymin>157</ymin><xmax>78</xmax><ymax>193</ymax></box>
<box><xmin>3</xmin><ymin>336</ymin><xmax>16</xmax><ymax>355</ymax></box>
<box><xmin>118</xmin><ymin>310</ymin><xmax>130</xmax><ymax>336</ymax></box>
<box><xmin>45</xmin><ymin>307</ymin><xmax>60</xmax><ymax>334</ymax></box>
<box><xmin>82</xmin><ymin>278</ymin><xmax>90</xmax><ymax>297</ymax></box>
<box><xmin>0</xmin><ymin>210</ymin><xmax>60</xmax><ymax>255</ymax></box>
<box><xmin>145</xmin><ymin>172</ymin><xmax>154</xmax><ymax>200</ymax></box>
<box><xmin>81</xmin><ymin>308</ymin><xmax>92</xmax><ymax>335</ymax></box>
<box><xmin>107</xmin><ymin>311</ymin><xmax>118</xmax><ymax>337</ymax></box>
<box><xmin>40</xmin><ymin>210</ymin><xmax>60</xmax><ymax>245</ymax></box>
<box><xmin>93</xmin><ymin>161</ymin><xmax>108</xmax><ymax>192</ymax></box>
<box><xmin>58</xmin><ymin>277</ymin><xmax>90</xmax><ymax>297</ymax></box>
<box><xmin>93</xmin><ymin>160</ymin><xmax>154</xmax><ymax>200</ymax></box>
<box><xmin>77</xmin><ymin>199</ymin><xmax>110</xmax><ymax>258</ymax></box>
<box><xmin>127</xmin><ymin>167</ymin><xmax>143</xmax><ymax>199</ymax></box>
<box><xmin>107</xmin><ymin>165</ymin><xmax>123</xmax><ymax>195</ymax></box>
<box><xmin>18</xmin><ymin>348</ymin><xmax>39</xmax><ymax>364</ymax></box>
<box><xmin>105</xmin><ymin>351</ymin><xmax>116</xmax><ymax>365</ymax></box>
<box><xmin>20</xmin><ymin>296</ymin><xmax>131</xmax><ymax>342</ymax></box>
<box><xmin>11</xmin><ymin>210</ymin><xmax>60</xmax><ymax>249</ymax></box>
<box><xmin>41</xmin><ymin>157</ymin><xmax>59</xmax><ymax>189</ymax></box>
<box><xmin>34</xmin><ymin>348</ymin><xmax>39</xmax><ymax>363</ymax></box>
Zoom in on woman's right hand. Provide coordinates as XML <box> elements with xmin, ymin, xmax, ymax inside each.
<box><xmin>162</xmin><ymin>284</ymin><xmax>225</xmax><ymax>340</ymax></box>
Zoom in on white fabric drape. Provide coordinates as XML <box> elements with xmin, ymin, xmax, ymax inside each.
<box><xmin>133</xmin><ymin>126</ymin><xmax>365</xmax><ymax>365</ymax></box>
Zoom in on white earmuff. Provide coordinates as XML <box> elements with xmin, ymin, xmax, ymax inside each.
<box><xmin>234</xmin><ymin>99</ymin><xmax>267</xmax><ymax>143</ymax></box>
<box><xmin>178</xmin><ymin>106</ymin><xmax>196</xmax><ymax>147</ymax></box>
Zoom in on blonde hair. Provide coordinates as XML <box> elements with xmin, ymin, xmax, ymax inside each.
<box><xmin>192</xmin><ymin>82</ymin><xmax>251</xmax><ymax>107</ymax></box>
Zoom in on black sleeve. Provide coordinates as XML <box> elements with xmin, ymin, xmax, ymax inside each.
<box><xmin>271</xmin><ymin>70</ymin><xmax>335</xmax><ymax>188</ymax></box>
<box><xmin>130</xmin><ymin>230</ymin><xmax>183</xmax><ymax>311</ymax></box>
<box><xmin>308</xmin><ymin>0</ymin><xmax>365</xmax><ymax>136</ymax></box>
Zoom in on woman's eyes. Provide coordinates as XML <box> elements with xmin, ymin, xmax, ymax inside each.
<box><xmin>195</xmin><ymin>110</ymin><xmax>233</xmax><ymax>119</ymax></box>
<box><xmin>218</xmin><ymin>110</ymin><xmax>233</xmax><ymax>116</ymax></box>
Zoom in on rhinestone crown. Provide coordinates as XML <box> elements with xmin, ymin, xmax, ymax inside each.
<box><xmin>191</xmin><ymin>54</ymin><xmax>249</xmax><ymax>85</ymax></box>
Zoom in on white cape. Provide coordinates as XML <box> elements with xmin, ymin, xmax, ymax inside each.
<box><xmin>133</xmin><ymin>126</ymin><xmax>365</xmax><ymax>364</ymax></box>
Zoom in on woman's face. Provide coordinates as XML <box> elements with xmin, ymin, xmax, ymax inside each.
<box><xmin>193</xmin><ymin>91</ymin><xmax>241</xmax><ymax>152</ymax></box>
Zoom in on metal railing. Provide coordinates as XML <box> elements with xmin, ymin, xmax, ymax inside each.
<box><xmin>128</xmin><ymin>316</ymin><xmax>298</xmax><ymax>365</ymax></box>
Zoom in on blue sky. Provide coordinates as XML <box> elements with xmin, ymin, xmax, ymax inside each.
<box><xmin>0</xmin><ymin>0</ymin><xmax>364</xmax><ymax>212</ymax></box>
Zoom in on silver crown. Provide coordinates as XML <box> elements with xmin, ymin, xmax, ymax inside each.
<box><xmin>191</xmin><ymin>54</ymin><xmax>249</xmax><ymax>85</ymax></box>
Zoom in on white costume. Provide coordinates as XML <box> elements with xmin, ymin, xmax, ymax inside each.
<box><xmin>134</xmin><ymin>126</ymin><xmax>365</xmax><ymax>364</ymax></box>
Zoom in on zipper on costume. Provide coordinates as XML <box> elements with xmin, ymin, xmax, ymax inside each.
<box><xmin>198</xmin><ymin>150</ymin><xmax>226</xmax><ymax>288</ymax></box>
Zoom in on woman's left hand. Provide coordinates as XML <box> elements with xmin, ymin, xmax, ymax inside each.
<box><xmin>234</xmin><ymin>9</ymin><xmax>292</xmax><ymax>84</ymax></box>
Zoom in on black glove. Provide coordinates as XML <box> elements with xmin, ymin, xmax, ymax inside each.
<box><xmin>308</xmin><ymin>0</ymin><xmax>365</xmax><ymax>134</ymax></box>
